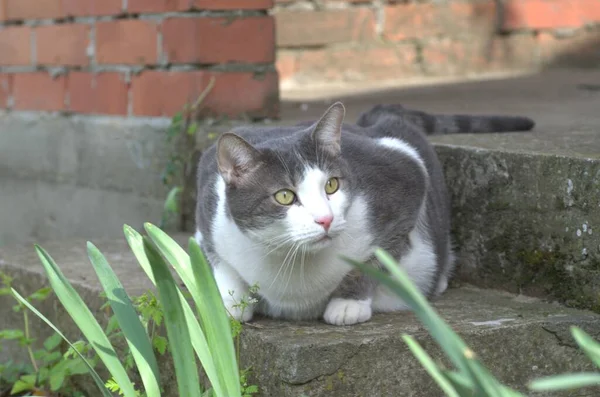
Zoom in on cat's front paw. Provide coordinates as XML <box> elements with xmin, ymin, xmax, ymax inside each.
<box><xmin>323</xmin><ymin>298</ymin><xmax>372</xmax><ymax>326</ymax></box>
<box><xmin>223</xmin><ymin>298</ymin><xmax>254</xmax><ymax>323</ymax></box>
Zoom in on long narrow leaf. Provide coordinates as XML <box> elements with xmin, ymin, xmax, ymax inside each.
<box><xmin>87</xmin><ymin>242</ymin><xmax>161</xmax><ymax>397</ymax></box>
<box><xmin>376</xmin><ymin>248</ymin><xmax>510</xmax><ymax>397</ymax></box>
<box><xmin>189</xmin><ymin>237</ymin><xmax>241</xmax><ymax>397</ymax></box>
<box><xmin>11</xmin><ymin>289</ymin><xmax>112</xmax><ymax>397</ymax></box>
<box><xmin>374</xmin><ymin>249</ymin><xmax>520</xmax><ymax>396</ymax></box>
<box><xmin>529</xmin><ymin>373</ymin><xmax>600</xmax><ymax>391</ymax></box>
<box><xmin>571</xmin><ymin>326</ymin><xmax>600</xmax><ymax>368</ymax></box>
<box><xmin>123</xmin><ymin>225</ymin><xmax>222</xmax><ymax>395</ymax></box>
<box><xmin>34</xmin><ymin>245</ymin><xmax>137</xmax><ymax>397</ymax></box>
<box><xmin>143</xmin><ymin>224</ymin><xmax>240</xmax><ymax>396</ymax></box>
<box><xmin>402</xmin><ymin>335</ymin><xmax>460</xmax><ymax>397</ymax></box>
<box><xmin>143</xmin><ymin>237</ymin><xmax>202</xmax><ymax>397</ymax></box>
<box><xmin>144</xmin><ymin>223</ymin><xmax>195</xmax><ymax>290</ymax></box>
<box><xmin>348</xmin><ymin>249</ymin><xmax>516</xmax><ymax>397</ymax></box>
<box><xmin>343</xmin><ymin>251</ymin><xmax>469</xmax><ymax>374</ymax></box>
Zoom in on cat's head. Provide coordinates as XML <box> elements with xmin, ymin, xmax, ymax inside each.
<box><xmin>216</xmin><ymin>102</ymin><xmax>353</xmax><ymax>252</ymax></box>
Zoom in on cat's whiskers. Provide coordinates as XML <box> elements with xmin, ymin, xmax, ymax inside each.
<box><xmin>300</xmin><ymin>244</ymin><xmax>307</xmax><ymax>292</ymax></box>
<box><xmin>268</xmin><ymin>241</ymin><xmax>298</xmax><ymax>291</ymax></box>
<box><xmin>281</xmin><ymin>242</ymin><xmax>302</xmax><ymax>299</ymax></box>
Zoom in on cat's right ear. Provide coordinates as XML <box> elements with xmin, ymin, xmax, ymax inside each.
<box><xmin>217</xmin><ymin>133</ymin><xmax>262</xmax><ymax>185</ymax></box>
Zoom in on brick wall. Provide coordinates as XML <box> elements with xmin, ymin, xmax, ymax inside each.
<box><xmin>275</xmin><ymin>0</ymin><xmax>600</xmax><ymax>87</ymax></box>
<box><xmin>0</xmin><ymin>0</ymin><xmax>279</xmax><ymax>119</ymax></box>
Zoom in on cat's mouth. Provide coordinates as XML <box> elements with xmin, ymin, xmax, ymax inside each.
<box><xmin>307</xmin><ymin>234</ymin><xmax>333</xmax><ymax>250</ymax></box>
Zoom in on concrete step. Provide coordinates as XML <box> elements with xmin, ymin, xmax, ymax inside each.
<box><xmin>1</xmin><ymin>237</ymin><xmax>600</xmax><ymax>397</ymax></box>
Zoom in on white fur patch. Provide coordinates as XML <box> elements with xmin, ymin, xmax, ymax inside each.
<box><xmin>372</xmin><ymin>227</ymin><xmax>437</xmax><ymax>312</ymax></box>
<box><xmin>213</xmin><ymin>261</ymin><xmax>254</xmax><ymax>322</ymax></box>
<box><xmin>377</xmin><ymin>137</ymin><xmax>427</xmax><ymax>174</ymax></box>
<box><xmin>323</xmin><ymin>298</ymin><xmax>372</xmax><ymax>325</ymax></box>
<box><xmin>194</xmin><ymin>230</ymin><xmax>203</xmax><ymax>244</ymax></box>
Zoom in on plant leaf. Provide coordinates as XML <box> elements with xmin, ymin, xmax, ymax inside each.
<box><xmin>571</xmin><ymin>326</ymin><xmax>600</xmax><ymax>368</ymax></box>
<box><xmin>164</xmin><ymin>187</ymin><xmax>182</xmax><ymax>214</ymax></box>
<box><xmin>11</xmin><ymin>289</ymin><xmax>111</xmax><ymax>397</ymax></box>
<box><xmin>43</xmin><ymin>333</ymin><xmax>62</xmax><ymax>351</ymax></box>
<box><xmin>28</xmin><ymin>287</ymin><xmax>53</xmax><ymax>301</ymax></box>
<box><xmin>31</xmin><ymin>245</ymin><xmax>136</xmax><ymax>397</ymax></box>
<box><xmin>188</xmin><ymin>237</ymin><xmax>241</xmax><ymax>397</ymax></box>
<box><xmin>529</xmin><ymin>372</ymin><xmax>600</xmax><ymax>391</ymax></box>
<box><xmin>124</xmin><ymin>225</ymin><xmax>219</xmax><ymax>395</ymax></box>
<box><xmin>87</xmin><ymin>242</ymin><xmax>161</xmax><ymax>397</ymax></box>
<box><xmin>402</xmin><ymin>335</ymin><xmax>459</xmax><ymax>397</ymax></box>
<box><xmin>11</xmin><ymin>377</ymin><xmax>35</xmax><ymax>394</ymax></box>
<box><xmin>143</xmin><ymin>237</ymin><xmax>202</xmax><ymax>397</ymax></box>
<box><xmin>0</xmin><ymin>330</ymin><xmax>24</xmax><ymax>340</ymax></box>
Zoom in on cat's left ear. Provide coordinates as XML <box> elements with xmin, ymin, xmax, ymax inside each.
<box><xmin>312</xmin><ymin>102</ymin><xmax>345</xmax><ymax>156</ymax></box>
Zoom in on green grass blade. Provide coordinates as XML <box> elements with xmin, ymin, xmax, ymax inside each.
<box><xmin>343</xmin><ymin>251</ymin><xmax>468</xmax><ymax>373</ymax></box>
<box><xmin>529</xmin><ymin>373</ymin><xmax>600</xmax><ymax>391</ymax></box>
<box><xmin>402</xmin><ymin>335</ymin><xmax>459</xmax><ymax>397</ymax></box>
<box><xmin>346</xmin><ymin>249</ymin><xmax>513</xmax><ymax>396</ymax></box>
<box><xmin>571</xmin><ymin>326</ymin><xmax>600</xmax><ymax>368</ymax></box>
<box><xmin>11</xmin><ymin>289</ymin><xmax>112</xmax><ymax>397</ymax></box>
<box><xmin>34</xmin><ymin>245</ymin><xmax>137</xmax><ymax>397</ymax></box>
<box><xmin>375</xmin><ymin>248</ymin><xmax>514</xmax><ymax>396</ymax></box>
<box><xmin>87</xmin><ymin>242</ymin><xmax>161</xmax><ymax>397</ymax></box>
<box><xmin>189</xmin><ymin>237</ymin><xmax>241</xmax><ymax>397</ymax></box>
<box><xmin>143</xmin><ymin>237</ymin><xmax>202</xmax><ymax>397</ymax></box>
<box><xmin>123</xmin><ymin>225</ymin><xmax>222</xmax><ymax>396</ymax></box>
<box><xmin>144</xmin><ymin>223</ymin><xmax>195</xmax><ymax>290</ymax></box>
<box><xmin>443</xmin><ymin>371</ymin><xmax>475</xmax><ymax>395</ymax></box>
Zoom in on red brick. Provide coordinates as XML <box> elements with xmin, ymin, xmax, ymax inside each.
<box><xmin>5</xmin><ymin>0</ymin><xmax>62</xmax><ymax>20</ymax></box>
<box><xmin>96</xmin><ymin>20</ymin><xmax>159</xmax><ymax>65</ymax></box>
<box><xmin>293</xmin><ymin>46</ymin><xmax>418</xmax><ymax>82</ymax></box>
<box><xmin>421</xmin><ymin>35</ymin><xmax>539</xmax><ymax>75</ymax></box>
<box><xmin>61</xmin><ymin>0</ymin><xmax>123</xmax><ymax>17</ymax></box>
<box><xmin>503</xmin><ymin>0</ymin><xmax>600</xmax><ymax>30</ymax></box>
<box><xmin>190</xmin><ymin>0</ymin><xmax>273</xmax><ymax>10</ymax></box>
<box><xmin>276</xmin><ymin>51</ymin><xmax>297</xmax><ymax>82</ymax></box>
<box><xmin>36</xmin><ymin>24</ymin><xmax>90</xmax><ymax>66</ymax></box>
<box><xmin>128</xmin><ymin>0</ymin><xmax>187</xmax><ymax>13</ymax></box>
<box><xmin>68</xmin><ymin>72</ymin><xmax>129</xmax><ymax>115</ymax></box>
<box><xmin>0</xmin><ymin>74</ymin><xmax>12</xmax><ymax>108</ymax></box>
<box><xmin>162</xmin><ymin>16</ymin><xmax>275</xmax><ymax>64</ymax></box>
<box><xmin>0</xmin><ymin>26</ymin><xmax>32</xmax><ymax>66</ymax></box>
<box><xmin>384</xmin><ymin>3</ymin><xmax>495</xmax><ymax>41</ymax></box>
<box><xmin>537</xmin><ymin>30</ymin><xmax>600</xmax><ymax>66</ymax></box>
<box><xmin>276</xmin><ymin>9</ymin><xmax>375</xmax><ymax>47</ymax></box>
<box><xmin>13</xmin><ymin>72</ymin><xmax>67</xmax><ymax>111</ymax></box>
<box><xmin>131</xmin><ymin>70</ymin><xmax>279</xmax><ymax>118</ymax></box>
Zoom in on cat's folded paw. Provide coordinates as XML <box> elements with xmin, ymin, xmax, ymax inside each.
<box><xmin>223</xmin><ymin>298</ymin><xmax>254</xmax><ymax>323</ymax></box>
<box><xmin>323</xmin><ymin>298</ymin><xmax>372</xmax><ymax>326</ymax></box>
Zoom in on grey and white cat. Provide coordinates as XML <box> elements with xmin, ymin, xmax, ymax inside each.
<box><xmin>195</xmin><ymin>103</ymin><xmax>534</xmax><ymax>326</ymax></box>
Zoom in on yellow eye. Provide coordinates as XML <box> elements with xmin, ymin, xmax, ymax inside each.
<box><xmin>274</xmin><ymin>189</ymin><xmax>296</xmax><ymax>205</ymax></box>
<box><xmin>325</xmin><ymin>177</ymin><xmax>339</xmax><ymax>194</ymax></box>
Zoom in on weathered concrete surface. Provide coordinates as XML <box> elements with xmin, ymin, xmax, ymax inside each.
<box><xmin>0</xmin><ymin>113</ymin><xmax>172</xmax><ymax>247</ymax></box>
<box><xmin>438</xmin><ymin>146</ymin><xmax>600</xmax><ymax>312</ymax></box>
<box><xmin>242</xmin><ymin>287</ymin><xmax>600</xmax><ymax>397</ymax></box>
<box><xmin>1</xmin><ymin>237</ymin><xmax>600</xmax><ymax>397</ymax></box>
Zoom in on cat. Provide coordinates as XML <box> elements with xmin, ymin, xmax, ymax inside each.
<box><xmin>195</xmin><ymin>103</ymin><xmax>534</xmax><ymax>326</ymax></box>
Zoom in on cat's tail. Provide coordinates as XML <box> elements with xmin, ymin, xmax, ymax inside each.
<box><xmin>357</xmin><ymin>104</ymin><xmax>535</xmax><ymax>135</ymax></box>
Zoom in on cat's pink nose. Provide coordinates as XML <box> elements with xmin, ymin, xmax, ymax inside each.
<box><xmin>315</xmin><ymin>215</ymin><xmax>333</xmax><ymax>231</ymax></box>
